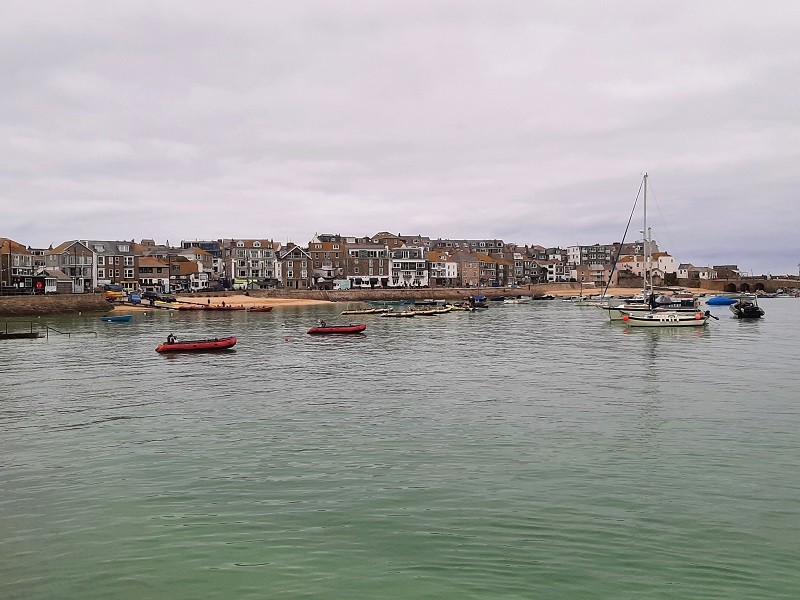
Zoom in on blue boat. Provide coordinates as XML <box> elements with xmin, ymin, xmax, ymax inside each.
<box><xmin>101</xmin><ymin>315</ymin><xmax>133</xmax><ymax>322</ymax></box>
<box><xmin>706</xmin><ymin>295</ymin><xmax>737</xmax><ymax>306</ymax></box>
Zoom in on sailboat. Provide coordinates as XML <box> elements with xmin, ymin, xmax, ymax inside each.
<box><xmin>602</xmin><ymin>174</ymin><xmax>707</xmax><ymax>327</ymax></box>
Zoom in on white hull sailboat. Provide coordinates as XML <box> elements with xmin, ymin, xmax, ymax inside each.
<box><xmin>621</xmin><ymin>310</ymin><xmax>709</xmax><ymax>327</ymax></box>
<box><xmin>602</xmin><ymin>173</ymin><xmax>702</xmax><ymax>325</ymax></box>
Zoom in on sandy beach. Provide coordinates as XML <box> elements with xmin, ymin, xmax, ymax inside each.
<box><xmin>111</xmin><ymin>286</ymin><xmax>716</xmax><ymax>312</ymax></box>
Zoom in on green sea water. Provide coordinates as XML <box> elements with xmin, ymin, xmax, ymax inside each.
<box><xmin>2</xmin><ymin>299</ymin><xmax>799</xmax><ymax>599</ymax></box>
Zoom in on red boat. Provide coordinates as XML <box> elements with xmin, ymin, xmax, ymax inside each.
<box><xmin>155</xmin><ymin>336</ymin><xmax>237</xmax><ymax>352</ymax></box>
<box><xmin>247</xmin><ymin>306</ymin><xmax>274</xmax><ymax>312</ymax></box>
<box><xmin>307</xmin><ymin>323</ymin><xmax>367</xmax><ymax>335</ymax></box>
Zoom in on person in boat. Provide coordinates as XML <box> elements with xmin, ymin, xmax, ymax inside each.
<box><xmin>166</xmin><ymin>333</ymin><xmax>176</xmax><ymax>344</ymax></box>
<box><xmin>318</xmin><ymin>319</ymin><xmax>327</xmax><ymax>327</ymax></box>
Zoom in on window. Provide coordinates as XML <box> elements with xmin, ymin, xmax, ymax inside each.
<box><xmin>287</xmin><ymin>271</ymin><xmax>294</xmax><ymax>279</ymax></box>
<box><xmin>253</xmin><ymin>241</ymin><xmax>261</xmax><ymax>248</ymax></box>
<box><xmin>114</xmin><ymin>256</ymin><xmax>120</xmax><ymax>265</ymax></box>
<box><xmin>98</xmin><ymin>268</ymin><xmax>105</xmax><ymax>278</ymax></box>
<box><xmin>114</xmin><ymin>269</ymin><xmax>120</xmax><ymax>277</ymax></box>
<box><xmin>301</xmin><ymin>261</ymin><xmax>307</xmax><ymax>268</ymax></box>
<box><xmin>98</xmin><ymin>256</ymin><xmax>105</xmax><ymax>266</ymax></box>
<box><xmin>124</xmin><ymin>268</ymin><xmax>134</xmax><ymax>278</ymax></box>
<box><xmin>125</xmin><ymin>256</ymin><xmax>134</xmax><ymax>266</ymax></box>
<box><xmin>332</xmin><ymin>244</ymin><xmax>339</xmax><ymax>250</ymax></box>
<box><xmin>237</xmin><ymin>241</ymin><xmax>244</xmax><ymax>247</ymax></box>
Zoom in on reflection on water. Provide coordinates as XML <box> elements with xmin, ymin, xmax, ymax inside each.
<box><xmin>1</xmin><ymin>299</ymin><xmax>799</xmax><ymax>599</ymax></box>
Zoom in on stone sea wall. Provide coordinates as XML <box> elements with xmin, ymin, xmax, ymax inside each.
<box><xmin>0</xmin><ymin>293</ymin><xmax>111</xmax><ymax>317</ymax></box>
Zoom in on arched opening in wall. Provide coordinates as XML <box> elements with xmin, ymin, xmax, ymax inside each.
<box><xmin>724</xmin><ymin>283</ymin><xmax>737</xmax><ymax>292</ymax></box>
<box><xmin>739</xmin><ymin>283</ymin><xmax>751</xmax><ymax>292</ymax></box>
<box><xmin>754</xmin><ymin>283</ymin><xmax>765</xmax><ymax>291</ymax></box>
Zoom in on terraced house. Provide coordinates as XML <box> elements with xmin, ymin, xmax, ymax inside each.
<box><xmin>84</xmin><ymin>240</ymin><xmax>138</xmax><ymax>291</ymax></box>
<box><xmin>345</xmin><ymin>240</ymin><xmax>392</xmax><ymax>288</ymax></box>
<box><xmin>0</xmin><ymin>237</ymin><xmax>34</xmax><ymax>293</ymax></box>
<box><xmin>46</xmin><ymin>240</ymin><xmax>94</xmax><ymax>292</ymax></box>
<box><xmin>222</xmin><ymin>239</ymin><xmax>278</xmax><ymax>289</ymax></box>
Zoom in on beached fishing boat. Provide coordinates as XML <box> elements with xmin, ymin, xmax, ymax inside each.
<box><xmin>100</xmin><ymin>315</ymin><xmax>133</xmax><ymax>322</ymax></box>
<box><xmin>247</xmin><ymin>306</ymin><xmax>274</xmax><ymax>312</ymax></box>
<box><xmin>307</xmin><ymin>323</ymin><xmax>367</xmax><ymax>335</ymax></box>
<box><xmin>155</xmin><ymin>336</ymin><xmax>237</xmax><ymax>352</ymax></box>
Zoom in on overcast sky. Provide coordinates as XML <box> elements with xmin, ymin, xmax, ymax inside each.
<box><xmin>2</xmin><ymin>1</ymin><xmax>799</xmax><ymax>275</ymax></box>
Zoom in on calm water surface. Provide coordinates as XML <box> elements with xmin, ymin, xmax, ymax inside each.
<box><xmin>2</xmin><ymin>299</ymin><xmax>799</xmax><ymax>599</ymax></box>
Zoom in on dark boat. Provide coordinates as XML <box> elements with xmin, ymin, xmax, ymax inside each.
<box><xmin>307</xmin><ymin>323</ymin><xmax>367</xmax><ymax>335</ymax></box>
<box><xmin>155</xmin><ymin>336</ymin><xmax>237</xmax><ymax>352</ymax></box>
<box><xmin>0</xmin><ymin>331</ymin><xmax>41</xmax><ymax>339</ymax></box>
<box><xmin>730</xmin><ymin>297</ymin><xmax>765</xmax><ymax>319</ymax></box>
<box><xmin>101</xmin><ymin>315</ymin><xmax>133</xmax><ymax>322</ymax></box>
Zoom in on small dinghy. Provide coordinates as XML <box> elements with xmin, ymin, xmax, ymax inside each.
<box><xmin>155</xmin><ymin>336</ymin><xmax>237</xmax><ymax>352</ymax></box>
<box><xmin>307</xmin><ymin>323</ymin><xmax>367</xmax><ymax>335</ymax></box>
<box><xmin>101</xmin><ymin>315</ymin><xmax>133</xmax><ymax>322</ymax></box>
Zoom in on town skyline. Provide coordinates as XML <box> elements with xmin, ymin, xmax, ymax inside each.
<box><xmin>3</xmin><ymin>229</ymin><xmax>794</xmax><ymax>279</ymax></box>
<box><xmin>3</xmin><ymin>3</ymin><xmax>799</xmax><ymax>275</ymax></box>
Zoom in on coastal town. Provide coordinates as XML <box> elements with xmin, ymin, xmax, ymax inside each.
<box><xmin>0</xmin><ymin>232</ymin><xmax>779</xmax><ymax>297</ymax></box>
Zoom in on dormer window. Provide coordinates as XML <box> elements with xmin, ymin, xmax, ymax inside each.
<box><xmin>253</xmin><ymin>241</ymin><xmax>261</xmax><ymax>248</ymax></box>
<box><xmin>118</xmin><ymin>245</ymin><xmax>129</xmax><ymax>252</ymax></box>
<box><xmin>236</xmin><ymin>241</ymin><xmax>244</xmax><ymax>247</ymax></box>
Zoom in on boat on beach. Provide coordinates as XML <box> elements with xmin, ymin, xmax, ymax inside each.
<box><xmin>307</xmin><ymin>323</ymin><xmax>367</xmax><ymax>335</ymax></box>
<box><xmin>247</xmin><ymin>306</ymin><xmax>274</xmax><ymax>312</ymax></box>
<box><xmin>155</xmin><ymin>336</ymin><xmax>237</xmax><ymax>352</ymax></box>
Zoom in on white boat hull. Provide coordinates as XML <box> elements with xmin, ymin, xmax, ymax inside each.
<box><xmin>622</xmin><ymin>311</ymin><xmax>708</xmax><ymax>327</ymax></box>
<box><xmin>604</xmin><ymin>304</ymin><xmax>701</xmax><ymax>321</ymax></box>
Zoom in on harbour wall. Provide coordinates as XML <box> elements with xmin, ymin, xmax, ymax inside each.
<box><xmin>0</xmin><ymin>293</ymin><xmax>110</xmax><ymax>317</ymax></box>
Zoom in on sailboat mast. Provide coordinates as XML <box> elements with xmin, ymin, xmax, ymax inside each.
<box><xmin>643</xmin><ymin>173</ymin><xmax>650</xmax><ymax>295</ymax></box>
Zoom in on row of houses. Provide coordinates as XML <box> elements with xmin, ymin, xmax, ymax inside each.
<box><xmin>1</xmin><ymin>233</ymin><xmax>724</xmax><ymax>295</ymax></box>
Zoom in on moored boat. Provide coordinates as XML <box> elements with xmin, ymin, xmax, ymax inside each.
<box><xmin>730</xmin><ymin>296</ymin><xmax>764</xmax><ymax>319</ymax></box>
<box><xmin>621</xmin><ymin>310</ymin><xmax>710</xmax><ymax>327</ymax></box>
<box><xmin>341</xmin><ymin>307</ymin><xmax>390</xmax><ymax>315</ymax></box>
<box><xmin>307</xmin><ymin>323</ymin><xmax>367</xmax><ymax>334</ymax></box>
<box><xmin>706</xmin><ymin>295</ymin><xmax>738</xmax><ymax>306</ymax></box>
<box><xmin>101</xmin><ymin>315</ymin><xmax>133</xmax><ymax>322</ymax></box>
<box><xmin>155</xmin><ymin>336</ymin><xmax>237</xmax><ymax>352</ymax></box>
<box><xmin>247</xmin><ymin>306</ymin><xmax>274</xmax><ymax>312</ymax></box>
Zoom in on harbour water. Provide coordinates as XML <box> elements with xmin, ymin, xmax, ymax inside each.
<box><xmin>2</xmin><ymin>299</ymin><xmax>799</xmax><ymax>599</ymax></box>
